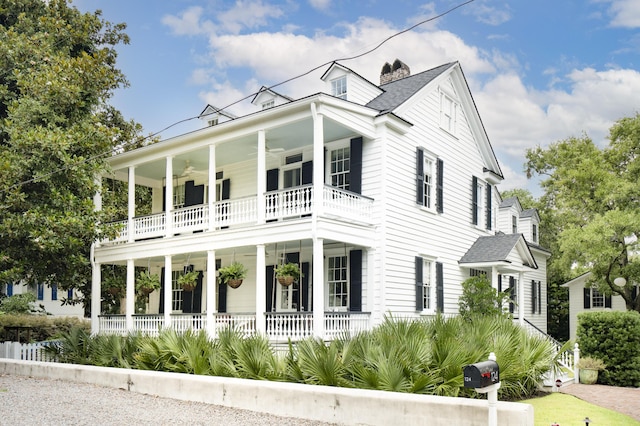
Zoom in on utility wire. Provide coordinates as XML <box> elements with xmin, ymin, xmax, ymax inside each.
<box><xmin>1</xmin><ymin>0</ymin><xmax>476</xmax><ymax>194</ymax></box>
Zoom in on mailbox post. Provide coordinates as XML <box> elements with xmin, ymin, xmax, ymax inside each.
<box><xmin>463</xmin><ymin>353</ymin><xmax>501</xmax><ymax>426</ymax></box>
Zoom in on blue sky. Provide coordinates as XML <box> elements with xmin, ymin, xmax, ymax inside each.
<box><xmin>75</xmin><ymin>0</ymin><xmax>640</xmax><ymax>194</ymax></box>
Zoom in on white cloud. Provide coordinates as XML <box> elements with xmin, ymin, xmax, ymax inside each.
<box><xmin>601</xmin><ymin>0</ymin><xmax>640</xmax><ymax>28</ymax></box>
<box><xmin>165</xmin><ymin>5</ymin><xmax>640</xmax><ymax>194</ymax></box>
<box><xmin>217</xmin><ymin>0</ymin><xmax>284</xmax><ymax>34</ymax></box>
<box><xmin>309</xmin><ymin>0</ymin><xmax>331</xmax><ymax>12</ymax></box>
<box><xmin>162</xmin><ymin>6</ymin><xmax>214</xmax><ymax>36</ymax></box>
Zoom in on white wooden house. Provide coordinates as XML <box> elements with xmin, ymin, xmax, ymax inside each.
<box><xmin>91</xmin><ymin>60</ymin><xmax>550</xmax><ymax>340</ymax></box>
<box><xmin>562</xmin><ymin>272</ymin><xmax>638</xmax><ymax>341</ymax></box>
<box><xmin>2</xmin><ymin>282</ymin><xmax>83</xmax><ymax>318</ymax></box>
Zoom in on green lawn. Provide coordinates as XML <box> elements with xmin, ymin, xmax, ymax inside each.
<box><xmin>522</xmin><ymin>393</ymin><xmax>640</xmax><ymax>426</ymax></box>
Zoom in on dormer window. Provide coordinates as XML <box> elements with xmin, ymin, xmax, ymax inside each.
<box><xmin>331</xmin><ymin>76</ymin><xmax>347</xmax><ymax>100</ymax></box>
<box><xmin>512</xmin><ymin>216</ymin><xmax>518</xmax><ymax>233</ymax></box>
<box><xmin>532</xmin><ymin>224</ymin><xmax>538</xmax><ymax>243</ymax></box>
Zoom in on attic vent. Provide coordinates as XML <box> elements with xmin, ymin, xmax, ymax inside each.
<box><xmin>380</xmin><ymin>59</ymin><xmax>410</xmax><ymax>85</ymax></box>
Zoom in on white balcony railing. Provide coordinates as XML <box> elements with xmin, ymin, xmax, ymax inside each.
<box><xmin>101</xmin><ymin>185</ymin><xmax>374</xmax><ymax>244</ymax></box>
<box><xmin>324</xmin><ymin>312</ymin><xmax>371</xmax><ymax>339</ymax></box>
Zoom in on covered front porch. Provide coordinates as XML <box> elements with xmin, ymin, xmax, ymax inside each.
<box><xmin>92</xmin><ymin>239</ymin><xmax>374</xmax><ymax>342</ymax></box>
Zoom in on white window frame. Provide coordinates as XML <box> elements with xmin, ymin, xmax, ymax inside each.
<box><xmin>512</xmin><ymin>216</ymin><xmax>518</xmax><ymax>233</ymax></box>
<box><xmin>327</xmin><ymin>255</ymin><xmax>349</xmax><ymax>311</ymax></box>
<box><xmin>420</xmin><ymin>257</ymin><xmax>436</xmax><ymax>313</ymax></box>
<box><xmin>261</xmin><ymin>100</ymin><xmax>274</xmax><ymax>110</ymax></box>
<box><xmin>474</xmin><ymin>178</ymin><xmax>485</xmax><ymax>229</ymax></box>
<box><xmin>422</xmin><ymin>154</ymin><xmax>435</xmax><ymax>210</ymax></box>
<box><xmin>329</xmin><ymin>145</ymin><xmax>351</xmax><ymax>191</ymax></box>
<box><xmin>331</xmin><ymin>76</ymin><xmax>347</xmax><ymax>100</ymax></box>
<box><xmin>439</xmin><ymin>90</ymin><xmax>458</xmax><ymax>135</ymax></box>
<box><xmin>591</xmin><ymin>287</ymin><xmax>604</xmax><ymax>308</ymax></box>
<box><xmin>171</xmin><ymin>270</ymin><xmax>184</xmax><ymax>312</ymax></box>
<box><xmin>532</xmin><ymin>223</ymin><xmax>538</xmax><ymax>243</ymax></box>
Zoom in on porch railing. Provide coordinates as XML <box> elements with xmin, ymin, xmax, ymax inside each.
<box><xmin>266</xmin><ymin>312</ymin><xmax>313</xmax><ymax>341</ymax></box>
<box><xmin>324</xmin><ymin>312</ymin><xmax>371</xmax><ymax>339</ymax></box>
<box><xmin>97</xmin><ymin>312</ymin><xmax>370</xmax><ymax>341</ymax></box>
<box><xmin>101</xmin><ymin>185</ymin><xmax>374</xmax><ymax>244</ymax></box>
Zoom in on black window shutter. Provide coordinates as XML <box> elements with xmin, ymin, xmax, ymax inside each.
<box><xmin>185</xmin><ymin>181</ymin><xmax>205</xmax><ymax>207</ymax></box>
<box><xmin>302</xmin><ymin>262</ymin><xmax>310</xmax><ymax>312</ymax></box>
<box><xmin>531</xmin><ymin>280</ymin><xmax>537</xmax><ymax>314</ymax></box>
<box><xmin>605</xmin><ymin>294</ymin><xmax>612</xmax><ymax>308</ymax></box>
<box><xmin>415</xmin><ymin>256</ymin><xmax>423</xmax><ymax>311</ymax></box>
<box><xmin>583</xmin><ymin>288</ymin><xmax>591</xmax><ymax>309</ymax></box>
<box><xmin>221</xmin><ymin>178</ymin><xmax>230</xmax><ymax>200</ymax></box>
<box><xmin>266</xmin><ymin>168</ymin><xmax>279</xmax><ymax>192</ymax></box>
<box><xmin>302</xmin><ymin>161</ymin><xmax>313</xmax><ymax>185</ymax></box>
<box><xmin>486</xmin><ymin>182</ymin><xmax>492</xmax><ymax>230</ymax></box>
<box><xmin>498</xmin><ymin>274</ymin><xmax>502</xmax><ymax>293</ymax></box>
<box><xmin>537</xmin><ymin>281</ymin><xmax>542</xmax><ymax>313</ymax></box>
<box><xmin>416</xmin><ymin>148</ymin><xmax>424</xmax><ymax>205</ymax></box>
<box><xmin>632</xmin><ymin>285</ymin><xmax>638</xmax><ymax>301</ymax></box>
<box><xmin>162</xmin><ymin>186</ymin><xmax>166</xmax><ymax>212</ymax></box>
<box><xmin>509</xmin><ymin>276</ymin><xmax>515</xmax><ymax>313</ymax></box>
<box><xmin>472</xmin><ymin>176</ymin><xmax>478</xmax><ymax>225</ymax></box>
<box><xmin>436</xmin><ymin>159</ymin><xmax>444</xmax><ymax>213</ymax></box>
<box><xmin>266</xmin><ymin>265</ymin><xmax>274</xmax><ymax>313</ymax></box>
<box><xmin>349</xmin><ymin>250</ymin><xmax>362</xmax><ymax>312</ymax></box>
<box><xmin>436</xmin><ymin>262</ymin><xmax>444</xmax><ymax>312</ymax></box>
<box><xmin>350</xmin><ymin>137</ymin><xmax>363</xmax><ymax>194</ymax></box>
<box><xmin>159</xmin><ymin>267</ymin><xmax>165</xmax><ymax>314</ymax></box>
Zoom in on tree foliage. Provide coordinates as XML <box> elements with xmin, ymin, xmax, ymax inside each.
<box><xmin>525</xmin><ymin>114</ymin><xmax>640</xmax><ymax>312</ymax></box>
<box><xmin>0</xmin><ymin>0</ymin><xmax>144</xmax><ymax>313</ymax></box>
<box><xmin>458</xmin><ymin>275</ymin><xmax>510</xmax><ymax>320</ymax></box>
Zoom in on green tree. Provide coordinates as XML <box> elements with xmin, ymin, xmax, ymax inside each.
<box><xmin>526</xmin><ymin>115</ymin><xmax>640</xmax><ymax>313</ymax></box>
<box><xmin>0</xmin><ymin>0</ymin><xmax>143</xmax><ymax>314</ymax></box>
<box><xmin>458</xmin><ymin>275</ymin><xmax>510</xmax><ymax>320</ymax></box>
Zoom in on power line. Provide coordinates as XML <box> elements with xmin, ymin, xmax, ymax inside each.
<box><xmin>1</xmin><ymin>0</ymin><xmax>476</xmax><ymax>194</ymax></box>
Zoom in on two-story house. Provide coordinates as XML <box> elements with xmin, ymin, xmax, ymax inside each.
<box><xmin>91</xmin><ymin>60</ymin><xmax>549</xmax><ymax>340</ymax></box>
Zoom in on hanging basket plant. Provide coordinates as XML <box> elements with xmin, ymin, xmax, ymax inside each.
<box><xmin>178</xmin><ymin>270</ymin><xmax>199</xmax><ymax>292</ymax></box>
<box><xmin>218</xmin><ymin>261</ymin><xmax>247</xmax><ymax>289</ymax></box>
<box><xmin>136</xmin><ymin>270</ymin><xmax>161</xmax><ymax>296</ymax></box>
<box><xmin>275</xmin><ymin>262</ymin><xmax>301</xmax><ymax>287</ymax></box>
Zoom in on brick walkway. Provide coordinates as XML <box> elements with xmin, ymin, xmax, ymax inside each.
<box><xmin>559</xmin><ymin>383</ymin><xmax>640</xmax><ymax>421</ymax></box>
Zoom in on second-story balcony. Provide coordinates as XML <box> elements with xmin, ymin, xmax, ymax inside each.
<box><xmin>103</xmin><ymin>184</ymin><xmax>374</xmax><ymax>244</ymax></box>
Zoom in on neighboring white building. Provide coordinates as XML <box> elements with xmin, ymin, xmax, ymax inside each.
<box><xmin>562</xmin><ymin>272</ymin><xmax>637</xmax><ymax>341</ymax></box>
<box><xmin>91</xmin><ymin>60</ymin><xmax>550</xmax><ymax>339</ymax></box>
<box><xmin>2</xmin><ymin>282</ymin><xmax>84</xmax><ymax>318</ymax></box>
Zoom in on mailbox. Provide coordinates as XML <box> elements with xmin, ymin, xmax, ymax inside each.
<box><xmin>463</xmin><ymin>360</ymin><xmax>499</xmax><ymax>389</ymax></box>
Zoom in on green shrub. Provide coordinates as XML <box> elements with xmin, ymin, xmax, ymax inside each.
<box><xmin>577</xmin><ymin>310</ymin><xmax>640</xmax><ymax>387</ymax></box>
<box><xmin>0</xmin><ymin>314</ymin><xmax>89</xmax><ymax>342</ymax></box>
<box><xmin>458</xmin><ymin>275</ymin><xmax>511</xmax><ymax>320</ymax></box>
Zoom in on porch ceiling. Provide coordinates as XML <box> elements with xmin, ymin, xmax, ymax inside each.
<box><xmin>116</xmin><ymin>117</ymin><xmax>356</xmax><ymax>184</ymax></box>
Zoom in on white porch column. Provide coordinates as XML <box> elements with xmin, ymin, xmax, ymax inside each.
<box><xmin>312</xmin><ymin>237</ymin><xmax>324</xmax><ymax>338</ymax></box>
<box><xmin>165</xmin><ymin>157</ymin><xmax>173</xmax><ymax>237</ymax></box>
<box><xmin>164</xmin><ymin>255</ymin><xmax>172</xmax><ymax>328</ymax></box>
<box><xmin>257</xmin><ymin>130</ymin><xmax>266</xmax><ymax>224</ymax></box>
<box><xmin>518</xmin><ymin>270</ymin><xmax>525</xmax><ymax>326</ymax></box>
<box><xmin>90</xmin><ymin>245</ymin><xmax>101</xmax><ymax>334</ymax></box>
<box><xmin>255</xmin><ymin>244</ymin><xmax>266</xmax><ymax>335</ymax></box>
<box><xmin>206</xmin><ymin>250</ymin><xmax>216</xmax><ymax>337</ymax></box>
<box><xmin>126</xmin><ymin>259</ymin><xmax>135</xmax><ymax>331</ymax></box>
<box><xmin>491</xmin><ymin>266</ymin><xmax>499</xmax><ymax>291</ymax></box>
<box><xmin>311</xmin><ymin>103</ymin><xmax>324</xmax><ymax>216</ymax></box>
<box><xmin>208</xmin><ymin>146</ymin><xmax>216</xmax><ymax>231</ymax></box>
<box><xmin>127</xmin><ymin>166</ymin><xmax>135</xmax><ymax>243</ymax></box>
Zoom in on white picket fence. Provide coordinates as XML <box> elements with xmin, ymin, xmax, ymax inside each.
<box><xmin>0</xmin><ymin>341</ymin><xmax>57</xmax><ymax>362</ymax></box>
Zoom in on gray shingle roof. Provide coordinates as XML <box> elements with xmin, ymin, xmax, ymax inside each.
<box><xmin>365</xmin><ymin>62</ymin><xmax>457</xmax><ymax>113</ymax></box>
<box><xmin>499</xmin><ymin>197</ymin><xmax>518</xmax><ymax>208</ymax></box>
<box><xmin>459</xmin><ymin>233</ymin><xmax>523</xmax><ymax>264</ymax></box>
<box><xmin>520</xmin><ymin>208</ymin><xmax>537</xmax><ymax>218</ymax></box>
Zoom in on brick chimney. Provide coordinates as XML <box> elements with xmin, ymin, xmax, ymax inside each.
<box><xmin>380</xmin><ymin>59</ymin><xmax>410</xmax><ymax>85</ymax></box>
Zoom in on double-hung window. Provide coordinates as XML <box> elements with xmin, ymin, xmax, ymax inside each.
<box><xmin>591</xmin><ymin>287</ymin><xmax>604</xmax><ymax>308</ymax></box>
<box><xmin>328</xmin><ymin>255</ymin><xmax>348</xmax><ymax>310</ymax></box>
<box><xmin>422</xmin><ymin>156</ymin><xmax>434</xmax><ymax>209</ymax></box>
<box><xmin>472</xmin><ymin>176</ymin><xmax>484</xmax><ymax>226</ymax></box>
<box><xmin>330</xmin><ymin>146</ymin><xmax>350</xmax><ymax>190</ymax></box>
<box><xmin>171</xmin><ymin>270</ymin><xmax>183</xmax><ymax>312</ymax></box>
<box><xmin>331</xmin><ymin>76</ymin><xmax>347</xmax><ymax>100</ymax></box>
<box><xmin>416</xmin><ymin>148</ymin><xmax>442</xmax><ymax>212</ymax></box>
<box><xmin>440</xmin><ymin>91</ymin><xmax>457</xmax><ymax>134</ymax></box>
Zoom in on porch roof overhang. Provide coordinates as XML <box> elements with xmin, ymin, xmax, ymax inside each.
<box><xmin>107</xmin><ymin>93</ymin><xmax>397</xmax><ymax>185</ymax></box>
<box><xmin>458</xmin><ymin>233</ymin><xmax>538</xmax><ymax>272</ymax></box>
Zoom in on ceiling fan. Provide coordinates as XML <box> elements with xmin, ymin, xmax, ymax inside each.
<box><xmin>250</xmin><ymin>144</ymin><xmax>285</xmax><ymax>156</ymax></box>
<box><xmin>181</xmin><ymin>160</ymin><xmax>196</xmax><ymax>177</ymax></box>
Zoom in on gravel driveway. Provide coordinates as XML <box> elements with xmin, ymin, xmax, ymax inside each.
<box><xmin>0</xmin><ymin>374</ymin><xmax>339</xmax><ymax>426</ymax></box>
